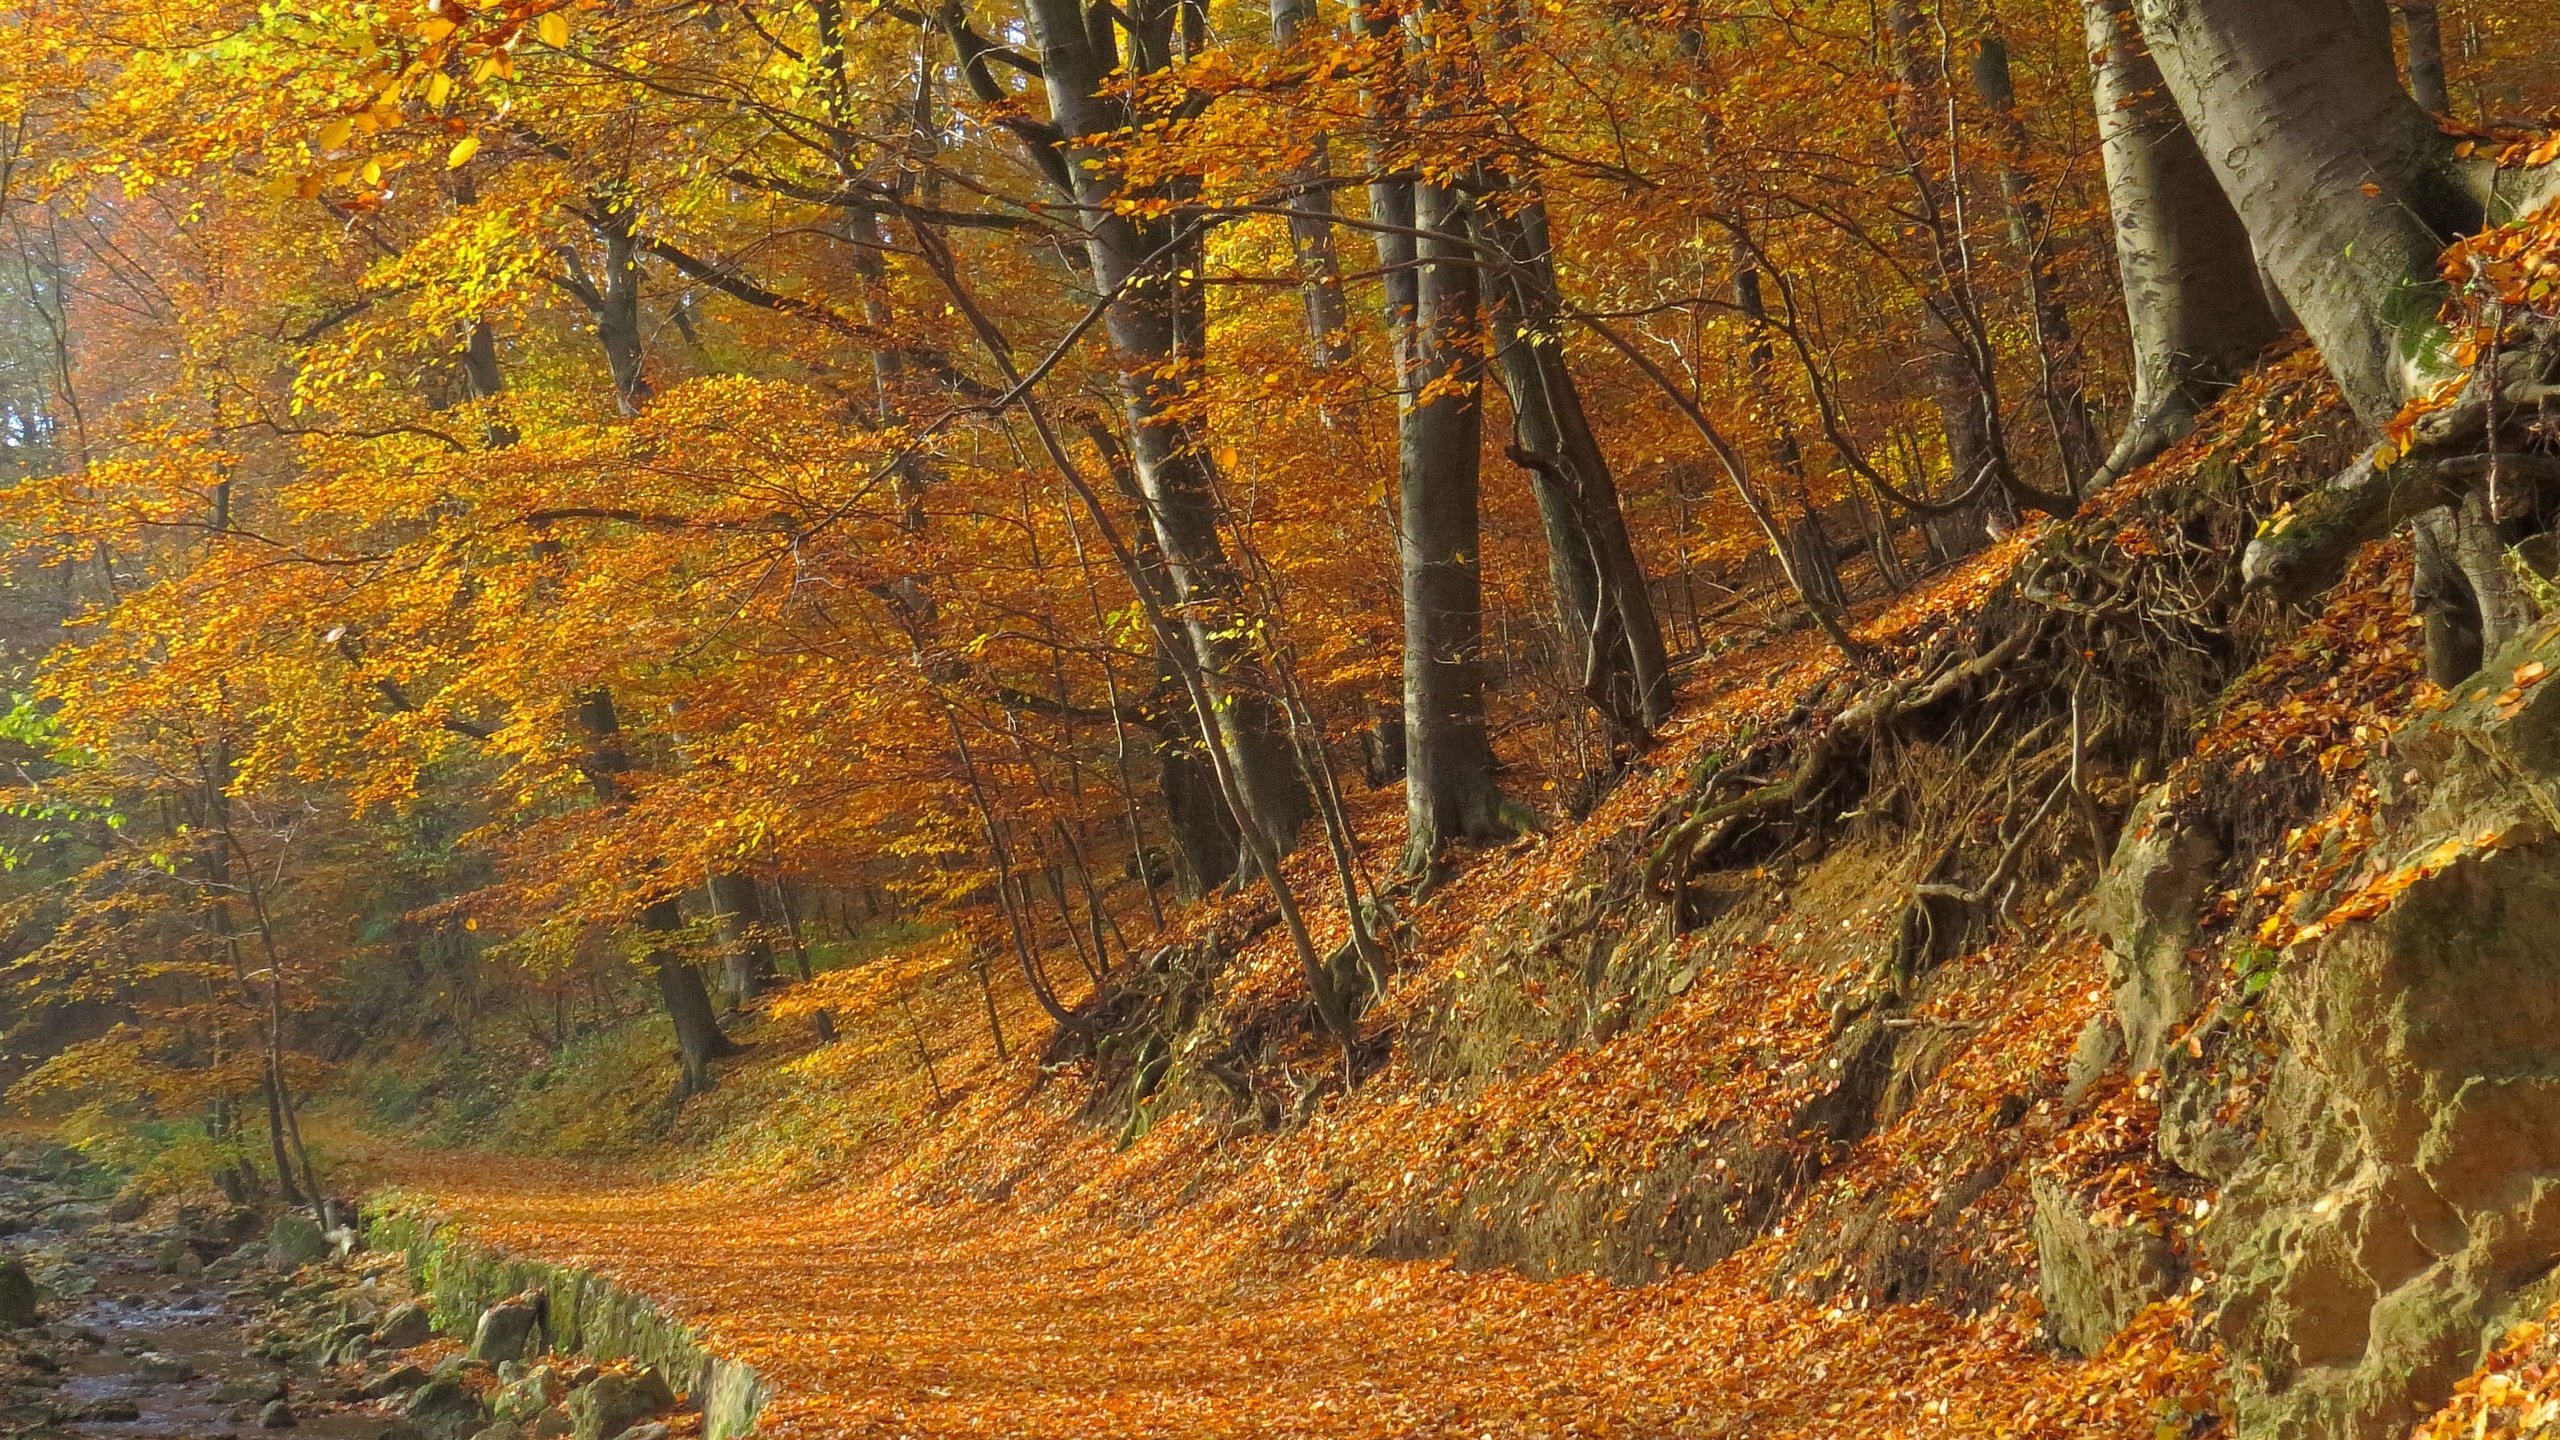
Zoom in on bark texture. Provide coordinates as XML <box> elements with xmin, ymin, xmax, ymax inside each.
<box><xmin>2133</xmin><ymin>0</ymin><xmax>2472</xmax><ymax>426</ymax></box>
<box><xmin>2083</xmin><ymin>0</ymin><xmax>2284</xmax><ymax>485</ymax></box>
<box><xmin>1401</xmin><ymin>181</ymin><xmax>1517</xmax><ymax>868</ymax></box>
<box><xmin>1022</xmin><ymin>0</ymin><xmax>1314</xmax><ymax>859</ymax></box>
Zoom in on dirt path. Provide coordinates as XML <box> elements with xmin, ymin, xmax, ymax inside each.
<box><xmin>374</xmin><ymin>1154</ymin><xmax>2204</xmax><ymax>1440</ymax></box>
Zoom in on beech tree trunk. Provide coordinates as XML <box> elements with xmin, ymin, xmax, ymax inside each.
<box><xmin>707</xmin><ymin>870</ymin><xmax>777</xmax><ymax>1006</ymax></box>
<box><xmin>643</xmin><ymin>897</ymin><xmax>739</xmax><ymax>1097</ymax></box>
<box><xmin>1477</xmin><ymin>198</ymin><xmax>1675</xmax><ymax>734</ymax></box>
<box><xmin>2132</xmin><ymin>0</ymin><xmax>2474</xmax><ymax>428</ymax></box>
<box><xmin>2397</xmin><ymin>0</ymin><xmax>2450</xmax><ymax>114</ymax></box>
<box><xmin>1885</xmin><ymin>0</ymin><xmax>2012</xmax><ymax>552</ymax></box>
<box><xmin>1401</xmin><ymin>181</ymin><xmax>1517</xmax><ymax>869</ymax></box>
<box><xmin>1268</xmin><ymin>0</ymin><xmax>1353</xmax><ymax>367</ymax></box>
<box><xmin>1022</xmin><ymin>0</ymin><xmax>1313</xmax><ymax>861</ymax></box>
<box><xmin>2083</xmin><ymin>0</ymin><xmax>2284</xmax><ymax>484</ymax></box>
<box><xmin>575</xmin><ymin>688</ymin><xmax>739</xmax><ymax>1088</ymax></box>
<box><xmin>1972</xmin><ymin>30</ymin><xmax>2104</xmax><ymax>487</ymax></box>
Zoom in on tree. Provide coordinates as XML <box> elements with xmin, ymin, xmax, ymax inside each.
<box><xmin>2081</xmin><ymin>0</ymin><xmax>2284</xmax><ymax>487</ymax></box>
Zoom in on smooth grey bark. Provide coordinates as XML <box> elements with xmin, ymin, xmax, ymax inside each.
<box><xmin>576</xmin><ymin>690</ymin><xmax>738</xmax><ymax>1093</ymax></box>
<box><xmin>564</xmin><ymin>198</ymin><xmax>652</xmax><ymax>414</ymax></box>
<box><xmin>2082</xmin><ymin>0</ymin><xmax>2284</xmax><ymax>485</ymax></box>
<box><xmin>2398</xmin><ymin>0</ymin><xmax>2450</xmax><ymax>113</ymax></box>
<box><xmin>1020</xmin><ymin>0</ymin><xmax>1313</xmax><ymax>860</ymax></box>
<box><xmin>2132</xmin><ymin>0</ymin><xmax>2475</xmax><ymax>428</ymax></box>
<box><xmin>1478</xmin><ymin>199</ymin><xmax>1675</xmax><ymax>733</ymax></box>
<box><xmin>1400</xmin><ymin>181</ymin><xmax>1517</xmax><ymax>868</ymax></box>
<box><xmin>1268</xmin><ymin>0</ymin><xmax>1353</xmax><ymax>367</ymax></box>
<box><xmin>1729</xmin><ymin>255</ymin><xmax>1847</xmax><ymax>613</ymax></box>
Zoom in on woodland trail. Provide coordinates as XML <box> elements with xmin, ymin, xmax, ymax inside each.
<box><xmin>368</xmin><ymin>1149</ymin><xmax>2197</xmax><ymax>1440</ymax></box>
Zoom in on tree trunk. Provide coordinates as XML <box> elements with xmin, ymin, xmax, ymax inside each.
<box><xmin>1021</xmin><ymin>0</ymin><xmax>1312</xmax><ymax>860</ymax></box>
<box><xmin>1972</xmin><ymin>30</ymin><xmax>2105</xmax><ymax>487</ymax></box>
<box><xmin>644</xmin><ymin>898</ymin><xmax>737</xmax><ymax>1097</ymax></box>
<box><xmin>1268</xmin><ymin>0</ymin><xmax>1353</xmax><ymax>367</ymax></box>
<box><xmin>586</xmin><ymin>200</ymin><xmax>652</xmax><ymax>414</ymax></box>
<box><xmin>576</xmin><ymin>689</ymin><xmax>739</xmax><ymax>1084</ymax></box>
<box><xmin>1400</xmin><ymin>181</ymin><xmax>1518</xmax><ymax>870</ymax></box>
<box><xmin>2132</xmin><ymin>0</ymin><xmax>2473</xmax><ymax>427</ymax></box>
<box><xmin>1886</xmin><ymin>0</ymin><xmax>2010</xmax><ymax>551</ymax></box>
<box><xmin>1477</xmin><ymin>199</ymin><xmax>1675</xmax><ymax>733</ymax></box>
<box><xmin>2397</xmin><ymin>0</ymin><xmax>2450</xmax><ymax>114</ymax></box>
<box><xmin>2084</xmin><ymin>0</ymin><xmax>2286</xmax><ymax>485</ymax></box>
<box><xmin>706</xmin><ymin>870</ymin><xmax>777</xmax><ymax>1007</ymax></box>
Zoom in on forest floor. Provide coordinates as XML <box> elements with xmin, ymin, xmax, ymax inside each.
<box><xmin>355</xmin><ymin>1141</ymin><xmax>2204</xmax><ymax>1440</ymax></box>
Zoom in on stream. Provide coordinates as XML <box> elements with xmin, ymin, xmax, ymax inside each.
<box><xmin>1</xmin><ymin>1146</ymin><xmax>396</xmax><ymax>1440</ymax></box>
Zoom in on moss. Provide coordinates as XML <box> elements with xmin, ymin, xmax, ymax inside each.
<box><xmin>366</xmin><ymin>1197</ymin><xmax>767</xmax><ymax>1440</ymax></box>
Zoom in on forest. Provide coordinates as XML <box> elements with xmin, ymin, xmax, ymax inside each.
<box><xmin>7</xmin><ymin>0</ymin><xmax>2560</xmax><ymax>1437</ymax></box>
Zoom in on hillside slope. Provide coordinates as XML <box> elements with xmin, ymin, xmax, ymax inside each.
<box><xmin>344</xmin><ymin>340</ymin><xmax>2560</xmax><ymax>1440</ymax></box>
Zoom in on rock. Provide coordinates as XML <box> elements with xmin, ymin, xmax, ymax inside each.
<box><xmin>12</xmin><ymin>1347</ymin><xmax>56</xmax><ymax>1373</ymax></box>
<box><xmin>214</xmin><ymin>1374</ymin><xmax>289</xmax><ymax>1405</ymax></box>
<box><xmin>104</xmin><ymin>1186</ymin><xmax>151</xmax><ymax>1223</ymax></box>
<box><xmin>0</xmin><ymin>1259</ymin><xmax>37</xmax><ymax>1328</ymax></box>
<box><xmin>266</xmin><ymin>1215</ymin><xmax>328</xmax><ymax>1271</ymax></box>
<box><xmin>609</xmin><ymin>1426</ymin><xmax>670</xmax><ymax>1440</ymax></box>
<box><xmin>470</xmin><ymin>1299</ymin><xmax>543</xmax><ymax>1365</ymax></box>
<box><xmin>401</xmin><ymin>1375</ymin><xmax>490</xmax><ymax>1440</ymax></box>
<box><xmin>565</xmin><ymin>1369</ymin><xmax>674</xmax><ymax>1440</ymax></box>
<box><xmin>2209</xmin><ymin>625</ymin><xmax>2560</xmax><ymax>1440</ymax></box>
<box><xmin>155</xmin><ymin>1235</ymin><xmax>204</xmax><ymax>1275</ymax></box>
<box><xmin>365</xmin><ymin>1363</ymin><xmax>432</xmax><ymax>1399</ymax></box>
<box><xmin>530</xmin><ymin>1408</ymin><xmax>573</xmax><ymax>1439</ymax></box>
<box><xmin>258</xmin><ymin>1398</ymin><xmax>298</xmax><ymax>1428</ymax></box>
<box><xmin>470</xmin><ymin>1426</ymin><xmax>526</xmax><ymax>1440</ymax></box>
<box><xmin>213</xmin><ymin>1205</ymin><xmax>267</xmax><ymax>1246</ymax></box>
<box><xmin>310</xmin><ymin>1318</ymin><xmax>374</xmax><ymax>1366</ymax></box>
<box><xmin>132</xmin><ymin>1349</ymin><xmax>195</xmax><ymax>1383</ymax></box>
<box><xmin>373</xmin><ymin>1302</ymin><xmax>436</xmax><ymax>1351</ymax></box>
<box><xmin>2062</xmin><ymin>1014</ymin><xmax>2123</xmax><ymax>1106</ymax></box>
<box><xmin>74</xmin><ymin>1398</ymin><xmax>140</xmax><ymax>1421</ymax></box>
<box><xmin>493</xmin><ymin>1366</ymin><xmax>564</xmax><ymax>1424</ymax></box>
<box><xmin>2030</xmin><ymin>1172</ymin><xmax>2184</xmax><ymax>1358</ymax></box>
<box><xmin>2092</xmin><ymin>786</ymin><xmax>2222</xmax><ymax>1074</ymax></box>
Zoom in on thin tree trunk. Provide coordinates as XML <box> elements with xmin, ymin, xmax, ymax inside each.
<box><xmin>1885</xmin><ymin>0</ymin><xmax>2011</xmax><ymax>551</ymax></box>
<box><xmin>1477</xmin><ymin>198</ymin><xmax>1675</xmax><ymax>733</ymax></box>
<box><xmin>1269</xmin><ymin>0</ymin><xmax>1353</xmax><ymax>367</ymax></box>
<box><xmin>706</xmin><ymin>869</ymin><xmax>777</xmax><ymax>1006</ymax></box>
<box><xmin>1971</xmin><ymin>29</ymin><xmax>2104</xmax><ymax>487</ymax></box>
<box><xmin>1020</xmin><ymin>0</ymin><xmax>1313</xmax><ymax>861</ymax></box>
<box><xmin>644</xmin><ymin>898</ymin><xmax>738</xmax><ymax>1097</ymax></box>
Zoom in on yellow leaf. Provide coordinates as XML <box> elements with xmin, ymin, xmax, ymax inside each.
<box><xmin>447</xmin><ymin>135</ymin><xmax>481</xmax><ymax>168</ymax></box>
<box><xmin>537</xmin><ymin>11</ymin><xmax>570</xmax><ymax>46</ymax></box>
<box><xmin>426</xmin><ymin>72</ymin><xmax>453</xmax><ymax>106</ymax></box>
<box><xmin>317</xmin><ymin>118</ymin><xmax>353</xmax><ymax>151</ymax></box>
